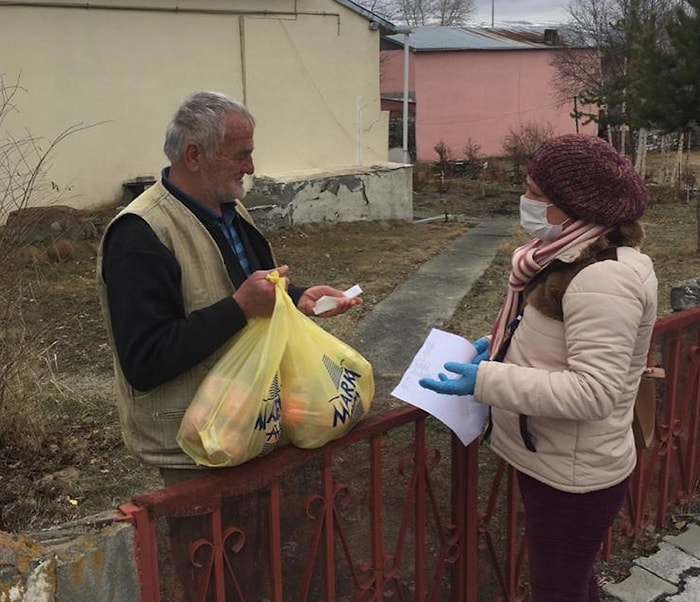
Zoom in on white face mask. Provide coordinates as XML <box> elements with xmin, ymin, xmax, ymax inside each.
<box><xmin>519</xmin><ymin>195</ymin><xmax>566</xmax><ymax>241</ymax></box>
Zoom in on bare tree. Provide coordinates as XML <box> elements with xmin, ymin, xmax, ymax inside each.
<box><xmin>433</xmin><ymin>0</ymin><xmax>475</xmax><ymax>25</ymax></box>
<box><xmin>502</xmin><ymin>121</ymin><xmax>556</xmax><ymax>182</ymax></box>
<box><xmin>363</xmin><ymin>0</ymin><xmax>475</xmax><ymax>26</ymax></box>
<box><xmin>549</xmin><ymin>0</ymin><xmax>618</xmax><ymax>140</ymax></box>
<box><xmin>552</xmin><ymin>0</ymin><xmax>682</xmax><ymax>151</ymax></box>
<box><xmin>0</xmin><ymin>73</ymin><xmax>102</xmax><ymax>451</ymax></box>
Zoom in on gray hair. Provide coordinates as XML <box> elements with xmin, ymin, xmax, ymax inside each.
<box><xmin>163</xmin><ymin>91</ymin><xmax>255</xmax><ymax>162</ymax></box>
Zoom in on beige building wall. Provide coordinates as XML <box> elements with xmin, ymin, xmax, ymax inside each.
<box><xmin>0</xmin><ymin>0</ymin><xmax>389</xmax><ymax>215</ymax></box>
<box><xmin>245</xmin><ymin>1</ymin><xmax>388</xmax><ymax>174</ymax></box>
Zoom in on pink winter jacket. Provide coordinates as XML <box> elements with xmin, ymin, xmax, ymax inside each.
<box><xmin>475</xmin><ymin>240</ymin><xmax>657</xmax><ymax>493</ymax></box>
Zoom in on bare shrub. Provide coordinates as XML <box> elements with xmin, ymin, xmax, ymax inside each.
<box><xmin>501</xmin><ymin>121</ymin><xmax>556</xmax><ymax>182</ymax></box>
<box><xmin>433</xmin><ymin>141</ymin><xmax>454</xmax><ymax>192</ymax></box>
<box><xmin>412</xmin><ymin>163</ymin><xmax>432</xmax><ymax>191</ymax></box>
<box><xmin>463</xmin><ymin>138</ymin><xmax>482</xmax><ymax>163</ymax></box>
<box><xmin>462</xmin><ymin>138</ymin><xmax>486</xmax><ymax>179</ymax></box>
<box><xmin>0</xmin><ymin>291</ymin><xmax>46</xmax><ymax>451</ymax></box>
<box><xmin>45</xmin><ymin>239</ymin><xmax>85</xmax><ymax>263</ymax></box>
<box><xmin>0</xmin><ymin>74</ymin><xmax>97</xmax><ymax>449</ymax></box>
<box><xmin>434</xmin><ymin>140</ymin><xmax>453</xmax><ymax>170</ymax></box>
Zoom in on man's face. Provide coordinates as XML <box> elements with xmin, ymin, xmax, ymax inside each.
<box><xmin>201</xmin><ymin>112</ymin><xmax>255</xmax><ymax>204</ymax></box>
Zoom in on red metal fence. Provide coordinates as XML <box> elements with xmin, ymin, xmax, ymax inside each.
<box><xmin>621</xmin><ymin>306</ymin><xmax>700</xmax><ymax>538</ymax></box>
<box><xmin>118</xmin><ymin>307</ymin><xmax>700</xmax><ymax>601</ymax></box>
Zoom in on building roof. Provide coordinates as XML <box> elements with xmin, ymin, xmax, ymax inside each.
<box><xmin>384</xmin><ymin>25</ymin><xmax>567</xmax><ymax>51</ymax></box>
<box><xmin>333</xmin><ymin>0</ymin><xmax>398</xmax><ymax>33</ymax></box>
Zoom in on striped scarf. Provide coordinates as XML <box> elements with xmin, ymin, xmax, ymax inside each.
<box><xmin>489</xmin><ymin>221</ymin><xmax>609</xmax><ymax>359</ymax></box>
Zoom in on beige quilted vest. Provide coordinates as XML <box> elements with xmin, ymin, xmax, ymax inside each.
<box><xmin>97</xmin><ymin>181</ymin><xmax>249</xmax><ymax>467</ymax></box>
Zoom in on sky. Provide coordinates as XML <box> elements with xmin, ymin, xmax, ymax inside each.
<box><xmin>471</xmin><ymin>0</ymin><xmax>570</xmax><ymax>26</ymax></box>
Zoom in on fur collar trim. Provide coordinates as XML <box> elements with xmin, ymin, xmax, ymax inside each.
<box><xmin>525</xmin><ymin>221</ymin><xmax>645</xmax><ymax>320</ymax></box>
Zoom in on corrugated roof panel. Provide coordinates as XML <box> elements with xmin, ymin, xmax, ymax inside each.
<box><xmin>385</xmin><ymin>26</ymin><xmax>551</xmax><ymax>51</ymax></box>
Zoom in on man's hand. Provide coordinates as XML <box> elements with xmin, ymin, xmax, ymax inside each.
<box><xmin>233</xmin><ymin>265</ymin><xmax>289</xmax><ymax>320</ymax></box>
<box><xmin>419</xmin><ymin>362</ymin><xmax>479</xmax><ymax>396</ymax></box>
<box><xmin>297</xmin><ymin>285</ymin><xmax>362</xmax><ymax>317</ymax></box>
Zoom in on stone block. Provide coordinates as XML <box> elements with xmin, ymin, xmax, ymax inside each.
<box><xmin>671</xmin><ymin>277</ymin><xmax>700</xmax><ymax>312</ymax></box>
<box><xmin>665</xmin><ymin>523</ymin><xmax>700</xmax><ymax>559</ymax></box>
<box><xmin>4</xmin><ymin>205</ymin><xmax>97</xmax><ymax>243</ymax></box>
<box><xmin>635</xmin><ymin>542</ymin><xmax>698</xmax><ymax>584</ymax></box>
<box><xmin>0</xmin><ymin>531</ymin><xmax>56</xmax><ymax>601</ymax></box>
<box><xmin>51</xmin><ymin>521</ymin><xmax>139</xmax><ymax>602</ymax></box>
<box><xmin>1</xmin><ymin>512</ymin><xmax>140</xmax><ymax>602</ymax></box>
<box><xmin>603</xmin><ymin>565</ymin><xmax>676</xmax><ymax>602</ymax></box>
<box><xmin>667</xmin><ymin>574</ymin><xmax>700</xmax><ymax>601</ymax></box>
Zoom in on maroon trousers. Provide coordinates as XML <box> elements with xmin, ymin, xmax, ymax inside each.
<box><xmin>517</xmin><ymin>471</ymin><xmax>629</xmax><ymax>602</ymax></box>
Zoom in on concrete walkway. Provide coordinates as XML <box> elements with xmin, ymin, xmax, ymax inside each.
<box><xmin>603</xmin><ymin>524</ymin><xmax>700</xmax><ymax>602</ymax></box>
<box><xmin>350</xmin><ymin>216</ymin><xmax>515</xmax><ymax>387</ymax></box>
<box><xmin>348</xmin><ymin>215</ymin><xmax>700</xmax><ymax>602</ymax></box>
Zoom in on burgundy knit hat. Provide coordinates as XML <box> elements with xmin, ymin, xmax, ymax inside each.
<box><xmin>527</xmin><ymin>134</ymin><xmax>648</xmax><ymax>226</ymax></box>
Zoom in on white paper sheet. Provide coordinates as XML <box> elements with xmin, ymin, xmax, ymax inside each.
<box><xmin>391</xmin><ymin>328</ymin><xmax>489</xmax><ymax>446</ymax></box>
<box><xmin>313</xmin><ymin>284</ymin><xmax>363</xmax><ymax>315</ymax></box>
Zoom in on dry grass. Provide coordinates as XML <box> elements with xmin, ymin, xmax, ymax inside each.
<box><xmin>446</xmin><ymin>196</ymin><xmax>700</xmax><ymax>340</ymax></box>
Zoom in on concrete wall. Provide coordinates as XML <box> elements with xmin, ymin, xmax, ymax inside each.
<box><xmin>0</xmin><ymin>512</ymin><xmax>139</xmax><ymax>602</ymax></box>
<box><xmin>246</xmin><ymin>164</ymin><xmax>413</xmax><ymax>228</ymax></box>
<box><xmin>381</xmin><ymin>46</ymin><xmax>597</xmax><ymax>162</ymax></box>
<box><xmin>0</xmin><ymin>0</ymin><xmax>392</xmax><ymax>217</ymax></box>
<box><xmin>246</xmin><ymin>1</ymin><xmax>390</xmax><ymax>173</ymax></box>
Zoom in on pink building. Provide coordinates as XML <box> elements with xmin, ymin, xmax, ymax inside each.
<box><xmin>381</xmin><ymin>27</ymin><xmax>597</xmax><ymax>163</ymax></box>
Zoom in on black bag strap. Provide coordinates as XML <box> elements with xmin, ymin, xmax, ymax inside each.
<box><xmin>481</xmin><ymin>295</ymin><xmax>524</xmax><ymax>445</ymax></box>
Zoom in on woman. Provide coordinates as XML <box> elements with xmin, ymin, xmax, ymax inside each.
<box><xmin>420</xmin><ymin>134</ymin><xmax>657</xmax><ymax>601</ymax></box>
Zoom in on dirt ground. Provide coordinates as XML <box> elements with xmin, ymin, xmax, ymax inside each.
<box><xmin>0</xmin><ymin>175</ymin><xmax>514</xmax><ymax>535</ymax></box>
<box><xmin>1</xmin><ymin>166</ymin><xmax>700</xmax><ymax>589</ymax></box>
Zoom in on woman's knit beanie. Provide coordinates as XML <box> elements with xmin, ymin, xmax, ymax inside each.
<box><xmin>527</xmin><ymin>134</ymin><xmax>648</xmax><ymax>226</ymax></box>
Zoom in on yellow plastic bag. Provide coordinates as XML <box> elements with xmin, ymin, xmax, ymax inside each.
<box><xmin>279</xmin><ymin>289</ymin><xmax>374</xmax><ymax>449</ymax></box>
<box><xmin>176</xmin><ymin>273</ymin><xmax>289</xmax><ymax>467</ymax></box>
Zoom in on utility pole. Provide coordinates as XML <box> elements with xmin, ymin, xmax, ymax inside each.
<box><xmin>394</xmin><ymin>28</ymin><xmax>412</xmax><ymax>164</ymax></box>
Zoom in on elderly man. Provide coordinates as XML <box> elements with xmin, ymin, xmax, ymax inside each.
<box><xmin>98</xmin><ymin>90</ymin><xmax>360</xmax><ymax>599</ymax></box>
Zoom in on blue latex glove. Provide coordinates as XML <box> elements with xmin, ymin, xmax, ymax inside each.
<box><xmin>419</xmin><ymin>362</ymin><xmax>478</xmax><ymax>396</ymax></box>
<box><xmin>471</xmin><ymin>336</ymin><xmax>491</xmax><ymax>365</ymax></box>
